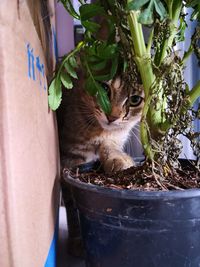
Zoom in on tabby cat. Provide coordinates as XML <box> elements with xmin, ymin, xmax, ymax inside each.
<box><xmin>57</xmin><ymin>72</ymin><xmax>144</xmax><ymax>173</ymax></box>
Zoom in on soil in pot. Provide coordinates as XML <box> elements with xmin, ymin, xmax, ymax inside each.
<box><xmin>63</xmin><ymin>159</ymin><xmax>200</xmax><ymax>191</ymax></box>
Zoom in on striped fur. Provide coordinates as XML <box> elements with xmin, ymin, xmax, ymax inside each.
<box><xmin>57</xmin><ymin>74</ymin><xmax>144</xmax><ymax>173</ymax></box>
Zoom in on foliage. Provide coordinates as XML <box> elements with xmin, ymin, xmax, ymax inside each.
<box><xmin>49</xmin><ymin>0</ymin><xmax>200</xmax><ymax>176</ymax></box>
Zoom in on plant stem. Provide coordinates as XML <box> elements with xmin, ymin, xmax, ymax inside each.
<box><xmin>188</xmin><ymin>80</ymin><xmax>200</xmax><ymax>105</ymax></box>
<box><xmin>140</xmin><ymin>95</ymin><xmax>155</xmax><ymax>160</ymax></box>
<box><xmin>127</xmin><ymin>10</ymin><xmax>155</xmax><ymax>96</ymax></box>
<box><xmin>127</xmin><ymin>8</ymin><xmax>156</xmax><ymax>159</ymax></box>
<box><xmin>127</xmin><ymin>11</ymin><xmax>146</xmax><ymax>57</ymax></box>
<box><xmin>159</xmin><ymin>81</ymin><xmax>200</xmax><ymax>133</ymax></box>
<box><xmin>147</xmin><ymin>28</ymin><xmax>154</xmax><ymax>54</ymax></box>
<box><xmin>182</xmin><ymin>44</ymin><xmax>193</xmax><ymax>65</ymax></box>
<box><xmin>126</xmin><ymin>1</ymin><xmax>183</xmax><ymax>160</ymax></box>
<box><xmin>156</xmin><ymin>2</ymin><xmax>183</xmax><ymax>66</ymax></box>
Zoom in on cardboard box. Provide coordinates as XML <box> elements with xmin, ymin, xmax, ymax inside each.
<box><xmin>27</xmin><ymin>0</ymin><xmax>57</xmax><ymax>77</ymax></box>
<box><xmin>0</xmin><ymin>1</ymin><xmax>60</xmax><ymax>267</ymax></box>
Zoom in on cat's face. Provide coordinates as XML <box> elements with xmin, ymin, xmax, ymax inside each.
<box><xmin>94</xmin><ymin>77</ymin><xmax>144</xmax><ymax>131</ymax></box>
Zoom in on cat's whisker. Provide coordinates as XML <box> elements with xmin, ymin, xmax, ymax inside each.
<box><xmin>78</xmin><ymin>116</ymin><xmax>97</xmax><ymax>133</ymax></box>
<box><xmin>78</xmin><ymin>108</ymin><xmax>93</xmax><ymax>114</ymax></box>
<box><xmin>78</xmin><ymin>104</ymin><xmax>93</xmax><ymax>111</ymax></box>
<box><xmin>134</xmin><ymin>124</ymin><xmax>140</xmax><ymax>130</ymax></box>
<box><xmin>134</xmin><ymin>124</ymin><xmax>140</xmax><ymax>129</ymax></box>
<box><xmin>126</xmin><ymin>138</ymin><xmax>133</xmax><ymax>156</ymax></box>
<box><xmin>77</xmin><ymin>111</ymin><xmax>94</xmax><ymax>116</ymax></box>
<box><xmin>130</xmin><ymin>129</ymin><xmax>142</xmax><ymax>147</ymax></box>
<box><xmin>72</xmin><ymin>107</ymin><xmax>94</xmax><ymax>116</ymax></box>
<box><xmin>69</xmin><ymin>109</ymin><xmax>90</xmax><ymax>114</ymax></box>
<box><xmin>81</xmin><ymin>117</ymin><xmax>95</xmax><ymax>129</ymax></box>
<box><xmin>95</xmin><ymin>109</ymin><xmax>102</xmax><ymax>116</ymax></box>
<box><xmin>133</xmin><ymin>127</ymin><xmax>140</xmax><ymax>134</ymax></box>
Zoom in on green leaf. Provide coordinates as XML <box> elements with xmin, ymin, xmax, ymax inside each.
<box><xmin>128</xmin><ymin>0</ymin><xmax>168</xmax><ymax>24</ymax></box>
<box><xmin>123</xmin><ymin>60</ymin><xmax>128</xmax><ymax>72</ymax></box>
<box><xmin>97</xmin><ymin>44</ymin><xmax>118</xmax><ymax>59</ymax></box>
<box><xmin>48</xmin><ymin>78</ymin><xmax>62</xmax><ymax>111</ymax></box>
<box><xmin>64</xmin><ymin>61</ymin><xmax>78</xmax><ymax>79</ymax></box>
<box><xmin>191</xmin><ymin>8</ymin><xmax>200</xmax><ymax>21</ymax></box>
<box><xmin>88</xmin><ymin>55</ymin><xmax>101</xmax><ymax>63</ymax></box>
<box><xmin>85</xmin><ymin>77</ymin><xmax>97</xmax><ymax>96</ymax></box>
<box><xmin>81</xmin><ymin>20</ymin><xmax>100</xmax><ymax>33</ymax></box>
<box><xmin>97</xmin><ymin>85</ymin><xmax>111</xmax><ymax>114</ymax></box>
<box><xmin>176</xmin><ymin>16</ymin><xmax>187</xmax><ymax>42</ymax></box>
<box><xmin>127</xmin><ymin>0</ymin><xmax>150</xmax><ymax>10</ymax></box>
<box><xmin>60</xmin><ymin>71</ymin><xmax>73</xmax><ymax>89</ymax></box>
<box><xmin>85</xmin><ymin>77</ymin><xmax>112</xmax><ymax>117</ymax></box>
<box><xmin>107</xmin><ymin>0</ymin><xmax>115</xmax><ymax>7</ymax></box>
<box><xmin>79</xmin><ymin>3</ymin><xmax>105</xmax><ymax>20</ymax></box>
<box><xmin>138</xmin><ymin>1</ymin><xmax>154</xmax><ymax>24</ymax></box>
<box><xmin>87</xmin><ymin>45</ymin><xmax>99</xmax><ymax>56</ymax></box>
<box><xmin>90</xmin><ymin>59</ymin><xmax>107</xmax><ymax>71</ymax></box>
<box><xmin>186</xmin><ymin>0</ymin><xmax>199</xmax><ymax>8</ymax></box>
<box><xmin>154</xmin><ymin>0</ymin><xmax>168</xmax><ymax>20</ymax></box>
<box><xmin>110</xmin><ymin>56</ymin><xmax>119</xmax><ymax>79</ymax></box>
<box><xmin>96</xmin><ymin>42</ymin><xmax>107</xmax><ymax>57</ymax></box>
<box><xmin>186</xmin><ymin>0</ymin><xmax>200</xmax><ymax>21</ymax></box>
<box><xmin>94</xmin><ymin>74</ymin><xmax>112</xmax><ymax>81</ymax></box>
<box><xmin>60</xmin><ymin>0</ymin><xmax>80</xmax><ymax>19</ymax></box>
<box><xmin>69</xmin><ymin>56</ymin><xmax>78</xmax><ymax>68</ymax></box>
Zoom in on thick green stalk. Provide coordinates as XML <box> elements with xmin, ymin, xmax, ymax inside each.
<box><xmin>140</xmin><ymin>94</ymin><xmax>155</xmax><ymax>160</ymax></box>
<box><xmin>188</xmin><ymin>80</ymin><xmax>200</xmax><ymax>105</ymax></box>
<box><xmin>126</xmin><ymin>2</ymin><xmax>182</xmax><ymax>160</ymax></box>
<box><xmin>127</xmin><ymin>9</ymin><xmax>156</xmax><ymax>159</ymax></box>
<box><xmin>127</xmin><ymin>11</ymin><xmax>155</xmax><ymax>95</ymax></box>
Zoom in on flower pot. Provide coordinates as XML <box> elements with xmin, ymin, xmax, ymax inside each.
<box><xmin>62</xmin><ymin>168</ymin><xmax>200</xmax><ymax>267</ymax></box>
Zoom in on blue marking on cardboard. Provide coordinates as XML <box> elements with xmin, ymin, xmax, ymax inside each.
<box><xmin>27</xmin><ymin>43</ymin><xmax>35</xmax><ymax>80</ymax></box>
<box><xmin>44</xmin><ymin>218</ymin><xmax>58</xmax><ymax>267</ymax></box>
<box><xmin>26</xmin><ymin>43</ymin><xmax>46</xmax><ymax>90</ymax></box>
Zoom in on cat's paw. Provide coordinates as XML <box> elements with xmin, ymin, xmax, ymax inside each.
<box><xmin>103</xmin><ymin>155</ymin><xmax>134</xmax><ymax>173</ymax></box>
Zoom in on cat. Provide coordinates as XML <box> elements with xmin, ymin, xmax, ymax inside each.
<box><xmin>57</xmin><ymin>72</ymin><xmax>144</xmax><ymax>256</ymax></box>
<box><xmin>57</xmin><ymin>71</ymin><xmax>144</xmax><ymax>173</ymax></box>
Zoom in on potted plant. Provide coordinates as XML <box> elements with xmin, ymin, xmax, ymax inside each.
<box><xmin>49</xmin><ymin>0</ymin><xmax>200</xmax><ymax>266</ymax></box>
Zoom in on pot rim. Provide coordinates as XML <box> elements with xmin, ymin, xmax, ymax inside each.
<box><xmin>63</xmin><ymin>173</ymin><xmax>200</xmax><ymax>200</ymax></box>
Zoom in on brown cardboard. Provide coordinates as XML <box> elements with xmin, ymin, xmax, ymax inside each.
<box><xmin>0</xmin><ymin>1</ymin><xmax>59</xmax><ymax>267</ymax></box>
<box><xmin>27</xmin><ymin>0</ymin><xmax>56</xmax><ymax>77</ymax></box>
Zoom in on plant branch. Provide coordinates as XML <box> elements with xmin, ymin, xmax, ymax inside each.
<box><xmin>188</xmin><ymin>80</ymin><xmax>200</xmax><ymax>105</ymax></box>
<box><xmin>140</xmin><ymin>95</ymin><xmax>155</xmax><ymax>160</ymax></box>
<box><xmin>182</xmin><ymin>44</ymin><xmax>194</xmax><ymax>65</ymax></box>
<box><xmin>147</xmin><ymin>28</ymin><xmax>154</xmax><ymax>54</ymax></box>
<box><xmin>127</xmin><ymin>10</ymin><xmax>155</xmax><ymax>96</ymax></box>
<box><xmin>126</xmin><ymin>7</ymin><xmax>157</xmax><ymax>159</ymax></box>
<box><xmin>57</xmin><ymin>41</ymin><xmax>84</xmax><ymax>77</ymax></box>
<box><xmin>159</xmin><ymin>80</ymin><xmax>200</xmax><ymax>133</ymax></box>
<box><xmin>127</xmin><ymin>10</ymin><xmax>146</xmax><ymax>57</ymax></box>
<box><xmin>156</xmin><ymin>3</ymin><xmax>183</xmax><ymax>67</ymax></box>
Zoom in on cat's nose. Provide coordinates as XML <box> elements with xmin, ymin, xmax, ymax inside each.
<box><xmin>106</xmin><ymin>115</ymin><xmax>119</xmax><ymax>123</ymax></box>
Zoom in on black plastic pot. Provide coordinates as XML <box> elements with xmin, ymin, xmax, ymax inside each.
<box><xmin>62</xmin><ymin>167</ymin><xmax>200</xmax><ymax>267</ymax></box>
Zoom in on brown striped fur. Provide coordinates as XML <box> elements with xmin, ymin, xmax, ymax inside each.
<box><xmin>57</xmin><ymin>73</ymin><xmax>144</xmax><ymax>173</ymax></box>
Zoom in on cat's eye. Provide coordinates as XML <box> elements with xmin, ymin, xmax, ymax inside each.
<box><xmin>130</xmin><ymin>95</ymin><xmax>143</xmax><ymax>107</ymax></box>
<box><xmin>101</xmin><ymin>82</ymin><xmax>111</xmax><ymax>98</ymax></box>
